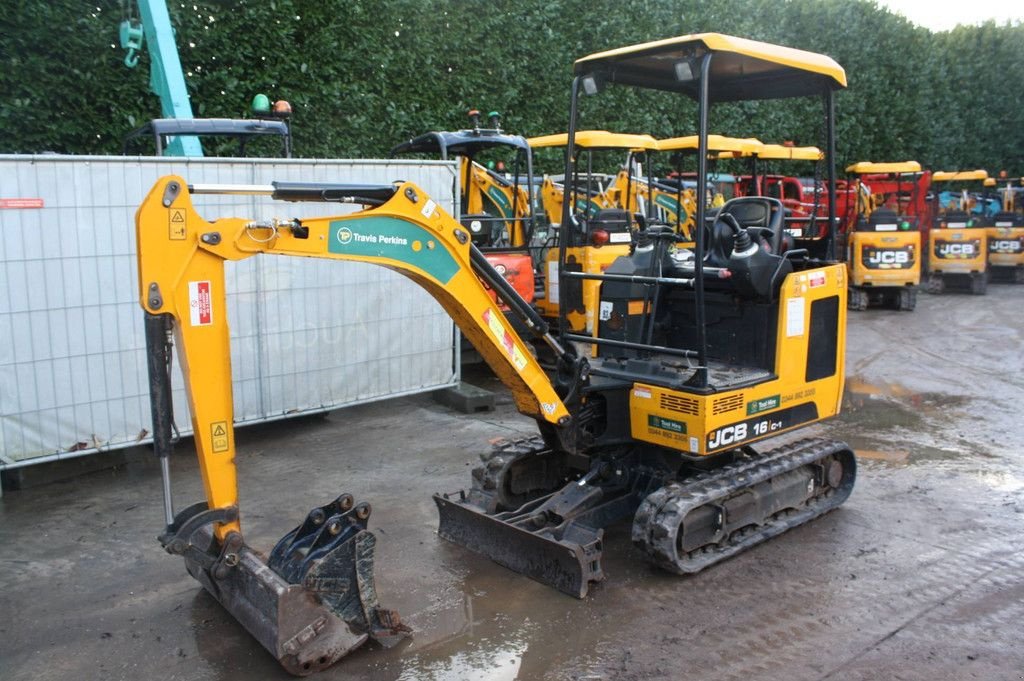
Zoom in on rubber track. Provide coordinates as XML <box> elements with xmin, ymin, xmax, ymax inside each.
<box><xmin>470</xmin><ymin>435</ymin><xmax>553</xmax><ymax>511</ymax></box>
<box><xmin>632</xmin><ymin>437</ymin><xmax>856</xmax><ymax>574</ymax></box>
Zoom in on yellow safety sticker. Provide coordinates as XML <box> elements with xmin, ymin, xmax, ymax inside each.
<box><xmin>211</xmin><ymin>421</ymin><xmax>229</xmax><ymax>452</ymax></box>
<box><xmin>169</xmin><ymin>208</ymin><xmax>187</xmax><ymax>240</ymax></box>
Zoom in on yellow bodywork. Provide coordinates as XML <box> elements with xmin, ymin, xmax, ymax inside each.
<box><xmin>535</xmin><ymin>244</ymin><xmax>629</xmax><ymax>334</ymax></box>
<box><xmin>928</xmin><ymin>171</ymin><xmax>991</xmax><ymax>276</ymax></box>
<box><xmin>986</xmin><ymin>225</ymin><xmax>1024</xmax><ymax>267</ymax></box>
<box><xmin>656</xmin><ymin>134</ymin><xmax>764</xmax><ymax>155</ymax></box>
<box><xmin>627</xmin><ymin>264</ymin><xmax>847</xmax><ymax>454</ymax></box>
<box><xmin>932</xmin><ymin>170</ymin><xmax>989</xmax><ymax>182</ymax></box>
<box><xmin>848</xmin><ymin>230</ymin><xmax>921</xmax><ymax>287</ymax></box>
<box><xmin>529</xmin><ymin>130</ymin><xmax>659</xmax><ymax>151</ymax></box>
<box><xmin>529</xmin><ymin>131</ymin><xmax>657</xmax><ymax>332</ymax></box>
<box><xmin>137</xmin><ymin>176</ymin><xmax>569</xmax><ymax>536</ymax></box>
<box><xmin>928</xmin><ymin>226</ymin><xmax>988</xmax><ymax>274</ymax></box>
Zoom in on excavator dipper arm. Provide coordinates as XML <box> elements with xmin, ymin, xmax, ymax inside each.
<box><xmin>136</xmin><ymin>175</ymin><xmax>571</xmax><ymax>674</ymax></box>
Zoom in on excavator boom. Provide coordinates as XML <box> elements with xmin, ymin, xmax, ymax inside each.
<box><xmin>136</xmin><ymin>176</ymin><xmax>573</xmax><ymax>674</ymax></box>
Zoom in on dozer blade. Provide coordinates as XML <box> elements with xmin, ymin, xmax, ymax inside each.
<box><xmin>435</xmin><ymin>490</ymin><xmax>605</xmax><ymax>599</ymax></box>
<box><xmin>164</xmin><ymin>495</ymin><xmax>410</xmax><ymax>676</ymax></box>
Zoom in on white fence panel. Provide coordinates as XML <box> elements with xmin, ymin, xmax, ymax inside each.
<box><xmin>0</xmin><ymin>155</ymin><xmax>460</xmax><ymax>467</ymax></box>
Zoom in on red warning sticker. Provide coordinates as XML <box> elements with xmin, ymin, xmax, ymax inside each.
<box><xmin>188</xmin><ymin>281</ymin><xmax>213</xmax><ymax>326</ymax></box>
<box><xmin>0</xmin><ymin>198</ymin><xmax>44</xmax><ymax>209</ymax></box>
<box><xmin>808</xmin><ymin>271</ymin><xmax>827</xmax><ymax>288</ymax></box>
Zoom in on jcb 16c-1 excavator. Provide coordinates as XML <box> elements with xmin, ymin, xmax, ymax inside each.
<box><xmin>138</xmin><ymin>33</ymin><xmax>856</xmax><ymax>675</ymax></box>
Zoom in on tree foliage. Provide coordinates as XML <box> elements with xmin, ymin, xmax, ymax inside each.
<box><xmin>1</xmin><ymin>0</ymin><xmax>1021</xmax><ymax>172</ymax></box>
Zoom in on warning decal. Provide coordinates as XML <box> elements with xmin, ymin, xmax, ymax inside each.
<box><xmin>188</xmin><ymin>281</ymin><xmax>213</xmax><ymax>326</ymax></box>
<box><xmin>169</xmin><ymin>208</ymin><xmax>187</xmax><ymax>240</ymax></box>
<box><xmin>482</xmin><ymin>308</ymin><xmax>528</xmax><ymax>371</ymax></box>
<box><xmin>211</xmin><ymin>421</ymin><xmax>229</xmax><ymax>452</ymax></box>
<box><xmin>0</xmin><ymin>198</ymin><xmax>44</xmax><ymax>209</ymax></box>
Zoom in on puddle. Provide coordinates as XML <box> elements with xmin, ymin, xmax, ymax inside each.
<box><xmin>843</xmin><ymin>376</ymin><xmax>969</xmax><ymax>418</ymax></box>
<box><xmin>831</xmin><ymin>376</ymin><xmax>994</xmax><ymax>466</ymax></box>
<box><xmin>973</xmin><ymin>471</ymin><xmax>1024</xmax><ymax>493</ymax></box>
<box><xmin>397</xmin><ymin>637</ymin><xmax>528</xmax><ymax>681</ymax></box>
<box><xmin>842</xmin><ymin>434</ymin><xmax>974</xmax><ymax>466</ymax></box>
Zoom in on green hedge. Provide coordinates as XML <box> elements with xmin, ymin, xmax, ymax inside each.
<box><xmin>1</xmin><ymin>0</ymin><xmax>1021</xmax><ymax>172</ymax></box>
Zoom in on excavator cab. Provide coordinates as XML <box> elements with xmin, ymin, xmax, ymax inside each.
<box><xmin>527</xmin><ymin>130</ymin><xmax>660</xmax><ymax>333</ymax></box>
<box><xmin>137</xmin><ymin>33</ymin><xmax>857</xmax><ymax>676</ymax></box>
<box><xmin>443</xmin><ymin>32</ymin><xmax>855</xmax><ymax>593</ymax></box>
<box><xmin>390</xmin><ymin>112</ymin><xmax>539</xmax><ymax>304</ymax></box>
<box><xmin>649</xmin><ymin>134</ymin><xmax>764</xmax><ymax>244</ymax></box>
<box><xmin>925</xmin><ymin>170</ymin><xmax>991</xmax><ymax>295</ymax></box>
<box><xmin>390</xmin><ymin>111</ymin><xmax>537</xmax><ymax>249</ymax></box>
<box><xmin>843</xmin><ymin>161</ymin><xmax>927</xmax><ymax>310</ymax></box>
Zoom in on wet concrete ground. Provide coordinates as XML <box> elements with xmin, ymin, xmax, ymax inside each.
<box><xmin>2</xmin><ymin>285</ymin><xmax>1024</xmax><ymax>681</ymax></box>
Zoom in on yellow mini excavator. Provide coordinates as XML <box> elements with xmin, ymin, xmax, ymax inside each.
<box><xmin>926</xmin><ymin>170</ymin><xmax>991</xmax><ymax>295</ymax></box>
<box><xmin>138</xmin><ymin>33</ymin><xmax>855</xmax><ymax>676</ymax></box>
<box><xmin>843</xmin><ymin>161</ymin><xmax>926</xmax><ymax>310</ymax></box>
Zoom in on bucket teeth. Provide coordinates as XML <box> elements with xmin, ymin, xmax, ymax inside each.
<box><xmin>173</xmin><ymin>495</ymin><xmax>409</xmax><ymax>676</ymax></box>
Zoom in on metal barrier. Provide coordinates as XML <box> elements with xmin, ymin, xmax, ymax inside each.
<box><xmin>0</xmin><ymin>155</ymin><xmax>459</xmax><ymax>468</ymax></box>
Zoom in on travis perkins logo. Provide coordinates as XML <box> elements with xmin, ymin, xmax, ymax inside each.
<box><xmin>337</xmin><ymin>226</ymin><xmax>408</xmax><ymax>246</ymax></box>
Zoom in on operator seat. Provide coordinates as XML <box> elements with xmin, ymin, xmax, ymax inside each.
<box><xmin>940</xmin><ymin>209</ymin><xmax>971</xmax><ymax>227</ymax></box>
<box><xmin>706</xmin><ymin>196</ymin><xmax>788</xmax><ymax>267</ymax></box>
<box><xmin>588</xmin><ymin>208</ymin><xmax>632</xmax><ymax>234</ymax></box>
<box><xmin>859</xmin><ymin>207</ymin><xmax>899</xmax><ymax>231</ymax></box>
<box><xmin>991</xmin><ymin>210</ymin><xmax>1024</xmax><ymax>227</ymax></box>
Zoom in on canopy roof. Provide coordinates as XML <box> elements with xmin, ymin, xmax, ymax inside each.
<box><xmin>657</xmin><ymin>135</ymin><xmax>763</xmax><ymax>154</ymax></box>
<box><xmin>752</xmin><ymin>144</ymin><xmax>822</xmax><ymax>161</ymax></box>
<box><xmin>932</xmin><ymin>170</ymin><xmax>989</xmax><ymax>182</ymax></box>
<box><xmin>573</xmin><ymin>32</ymin><xmax>846</xmax><ymax>102</ymax></box>
<box><xmin>528</xmin><ymin>130</ymin><xmax>659</xmax><ymax>150</ymax></box>
<box><xmin>389</xmin><ymin>129</ymin><xmax>530</xmax><ymax>158</ymax></box>
<box><xmin>846</xmin><ymin>161</ymin><xmax>922</xmax><ymax>174</ymax></box>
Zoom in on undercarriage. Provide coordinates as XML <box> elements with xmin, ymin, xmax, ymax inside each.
<box><xmin>436</xmin><ymin>435</ymin><xmax>856</xmax><ymax>597</ymax></box>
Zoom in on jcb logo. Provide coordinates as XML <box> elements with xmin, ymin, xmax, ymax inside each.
<box><xmin>990</xmin><ymin>240</ymin><xmax>1022</xmax><ymax>253</ymax></box>
<box><xmin>868</xmin><ymin>251</ymin><xmax>910</xmax><ymax>264</ymax></box>
<box><xmin>937</xmin><ymin>243</ymin><xmax>976</xmax><ymax>257</ymax></box>
<box><xmin>708</xmin><ymin>423</ymin><xmax>747</xmax><ymax>449</ymax></box>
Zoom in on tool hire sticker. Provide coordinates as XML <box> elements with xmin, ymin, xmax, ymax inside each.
<box><xmin>188</xmin><ymin>281</ymin><xmax>213</xmax><ymax>326</ymax></box>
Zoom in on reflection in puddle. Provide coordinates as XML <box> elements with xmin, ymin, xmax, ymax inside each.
<box><xmin>397</xmin><ymin>636</ymin><xmax>527</xmax><ymax>681</ymax></box>
<box><xmin>853</xmin><ymin>448</ymin><xmax>910</xmax><ymax>463</ymax></box>
<box><xmin>974</xmin><ymin>471</ymin><xmax>1024</xmax><ymax>493</ymax></box>
<box><xmin>831</xmin><ymin>375</ymin><xmax>992</xmax><ymax>466</ymax></box>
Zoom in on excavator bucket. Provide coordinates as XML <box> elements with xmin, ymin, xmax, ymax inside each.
<box><xmin>161</xmin><ymin>495</ymin><xmax>410</xmax><ymax>676</ymax></box>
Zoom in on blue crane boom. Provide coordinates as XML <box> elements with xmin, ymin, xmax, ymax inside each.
<box><xmin>121</xmin><ymin>1</ymin><xmax>203</xmax><ymax>156</ymax></box>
